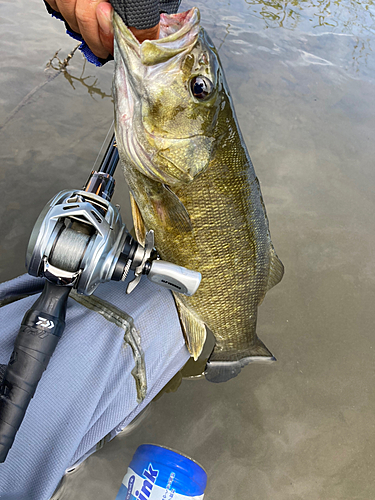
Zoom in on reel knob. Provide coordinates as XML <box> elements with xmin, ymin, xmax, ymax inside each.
<box><xmin>146</xmin><ymin>260</ymin><xmax>201</xmax><ymax>296</ymax></box>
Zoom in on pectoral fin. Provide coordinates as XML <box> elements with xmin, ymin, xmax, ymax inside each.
<box><xmin>147</xmin><ymin>184</ymin><xmax>193</xmax><ymax>234</ymax></box>
<box><xmin>173</xmin><ymin>294</ymin><xmax>206</xmax><ymax>360</ymax></box>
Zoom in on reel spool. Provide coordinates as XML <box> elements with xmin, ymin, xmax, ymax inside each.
<box><xmin>26</xmin><ymin>188</ymin><xmax>127</xmax><ymax>294</ymax></box>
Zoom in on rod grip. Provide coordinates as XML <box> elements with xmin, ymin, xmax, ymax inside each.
<box><xmin>0</xmin><ymin>281</ymin><xmax>70</xmax><ymax>462</ymax></box>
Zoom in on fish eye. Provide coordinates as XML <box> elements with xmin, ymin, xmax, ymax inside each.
<box><xmin>190</xmin><ymin>76</ymin><xmax>213</xmax><ymax>100</ymax></box>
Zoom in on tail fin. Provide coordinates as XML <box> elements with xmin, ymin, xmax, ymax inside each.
<box><xmin>205</xmin><ymin>337</ymin><xmax>275</xmax><ymax>383</ymax></box>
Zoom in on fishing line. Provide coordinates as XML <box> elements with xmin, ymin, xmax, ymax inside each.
<box><xmin>91</xmin><ymin>120</ymin><xmax>115</xmax><ymax>172</ymax></box>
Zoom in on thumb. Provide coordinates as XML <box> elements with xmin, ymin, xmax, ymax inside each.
<box><xmin>97</xmin><ymin>2</ymin><xmax>114</xmax><ymax>55</ymax></box>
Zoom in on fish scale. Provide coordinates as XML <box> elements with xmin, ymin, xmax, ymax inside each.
<box><xmin>113</xmin><ymin>7</ymin><xmax>284</xmax><ymax>382</ymax></box>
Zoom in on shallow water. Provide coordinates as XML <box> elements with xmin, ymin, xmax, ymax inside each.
<box><xmin>1</xmin><ymin>0</ymin><xmax>375</xmax><ymax>498</ymax></box>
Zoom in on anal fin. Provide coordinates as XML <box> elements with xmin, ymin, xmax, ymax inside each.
<box><xmin>205</xmin><ymin>337</ymin><xmax>275</xmax><ymax>383</ymax></box>
<box><xmin>173</xmin><ymin>294</ymin><xmax>206</xmax><ymax>361</ymax></box>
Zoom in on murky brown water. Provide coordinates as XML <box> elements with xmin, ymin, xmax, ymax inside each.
<box><xmin>1</xmin><ymin>0</ymin><xmax>375</xmax><ymax>498</ymax></box>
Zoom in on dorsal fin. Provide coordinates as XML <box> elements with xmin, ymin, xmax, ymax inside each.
<box><xmin>266</xmin><ymin>245</ymin><xmax>284</xmax><ymax>293</ymax></box>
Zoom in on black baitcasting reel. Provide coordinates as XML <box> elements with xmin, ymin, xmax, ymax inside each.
<box><xmin>0</xmin><ymin>134</ymin><xmax>201</xmax><ymax>463</ymax></box>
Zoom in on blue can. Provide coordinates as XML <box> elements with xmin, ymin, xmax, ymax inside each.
<box><xmin>115</xmin><ymin>444</ymin><xmax>207</xmax><ymax>500</ymax></box>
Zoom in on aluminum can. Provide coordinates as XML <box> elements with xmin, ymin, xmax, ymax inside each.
<box><xmin>115</xmin><ymin>444</ymin><xmax>207</xmax><ymax>500</ymax></box>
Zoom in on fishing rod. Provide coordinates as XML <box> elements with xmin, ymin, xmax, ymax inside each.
<box><xmin>0</xmin><ymin>132</ymin><xmax>201</xmax><ymax>463</ymax></box>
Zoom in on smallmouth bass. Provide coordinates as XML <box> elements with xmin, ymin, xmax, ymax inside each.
<box><xmin>113</xmin><ymin>8</ymin><xmax>284</xmax><ymax>382</ymax></box>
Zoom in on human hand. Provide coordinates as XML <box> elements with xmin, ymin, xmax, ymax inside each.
<box><xmin>45</xmin><ymin>0</ymin><xmax>160</xmax><ymax>60</ymax></box>
<box><xmin>45</xmin><ymin>0</ymin><xmax>114</xmax><ymax>59</ymax></box>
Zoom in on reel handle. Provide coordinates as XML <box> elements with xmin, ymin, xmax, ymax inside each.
<box><xmin>0</xmin><ymin>281</ymin><xmax>70</xmax><ymax>462</ymax></box>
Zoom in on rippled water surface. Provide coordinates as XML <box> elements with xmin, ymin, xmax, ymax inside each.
<box><xmin>1</xmin><ymin>0</ymin><xmax>375</xmax><ymax>498</ymax></box>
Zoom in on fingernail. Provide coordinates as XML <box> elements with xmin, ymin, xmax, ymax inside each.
<box><xmin>98</xmin><ymin>8</ymin><xmax>113</xmax><ymax>35</ymax></box>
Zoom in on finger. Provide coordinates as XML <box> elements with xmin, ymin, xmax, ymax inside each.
<box><xmin>97</xmin><ymin>2</ymin><xmax>114</xmax><ymax>55</ymax></box>
<box><xmin>54</xmin><ymin>0</ymin><xmax>80</xmax><ymax>33</ymax></box>
<box><xmin>129</xmin><ymin>24</ymin><xmax>160</xmax><ymax>43</ymax></box>
<box><xmin>75</xmin><ymin>0</ymin><xmax>110</xmax><ymax>59</ymax></box>
<box><xmin>45</xmin><ymin>0</ymin><xmax>59</xmax><ymax>12</ymax></box>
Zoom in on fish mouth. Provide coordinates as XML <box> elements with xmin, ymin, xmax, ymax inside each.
<box><xmin>113</xmin><ymin>8</ymin><xmax>200</xmax><ymax>48</ymax></box>
<box><xmin>113</xmin><ymin>8</ymin><xmax>200</xmax><ymax>66</ymax></box>
<box><xmin>159</xmin><ymin>9</ymin><xmax>199</xmax><ymax>39</ymax></box>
